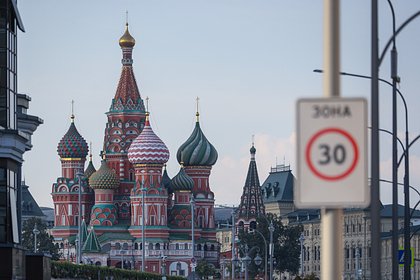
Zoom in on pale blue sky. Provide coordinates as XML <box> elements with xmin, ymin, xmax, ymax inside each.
<box><xmin>17</xmin><ymin>1</ymin><xmax>420</xmax><ymax>208</ymax></box>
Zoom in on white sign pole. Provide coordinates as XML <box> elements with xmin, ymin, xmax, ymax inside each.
<box><xmin>322</xmin><ymin>0</ymin><xmax>343</xmax><ymax>279</ymax></box>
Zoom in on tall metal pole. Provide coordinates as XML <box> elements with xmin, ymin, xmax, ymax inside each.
<box><xmin>404</xmin><ymin>123</ymin><xmax>410</xmax><ymax>280</ymax></box>
<box><xmin>191</xmin><ymin>196</ymin><xmax>195</xmax><ymax>277</ymax></box>
<box><xmin>231</xmin><ymin>210</ymin><xmax>236</xmax><ymax>280</ymax></box>
<box><xmin>385</xmin><ymin>1</ymin><xmax>399</xmax><ymax>278</ymax></box>
<box><xmin>142</xmin><ymin>186</ymin><xmax>146</xmax><ymax>272</ymax></box>
<box><xmin>33</xmin><ymin>223</ymin><xmax>39</xmax><ymax>253</ymax></box>
<box><xmin>269</xmin><ymin>222</ymin><xmax>274</xmax><ymax>280</ymax></box>
<box><xmin>299</xmin><ymin>233</ymin><xmax>304</xmax><ymax>277</ymax></box>
<box><xmin>77</xmin><ymin>172</ymin><xmax>82</xmax><ymax>264</ymax></box>
<box><xmin>321</xmin><ymin>1</ymin><xmax>343</xmax><ymax>279</ymax></box>
<box><xmin>371</xmin><ymin>0</ymin><xmax>381</xmax><ymax>278</ymax></box>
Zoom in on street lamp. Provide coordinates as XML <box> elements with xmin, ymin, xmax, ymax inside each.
<box><xmin>190</xmin><ymin>196</ymin><xmax>196</xmax><ymax>278</ymax></box>
<box><xmin>231</xmin><ymin>209</ymin><xmax>237</xmax><ymax>280</ymax></box>
<box><xmin>268</xmin><ymin>222</ymin><xmax>274</xmax><ymax>280</ymax></box>
<box><xmin>240</xmin><ymin>245</ymin><xmax>264</xmax><ymax>280</ymax></box>
<box><xmin>249</xmin><ymin>228</ymin><xmax>268</xmax><ymax>280</ymax></box>
<box><xmin>160</xmin><ymin>253</ymin><xmax>167</xmax><ymax>277</ymax></box>
<box><xmin>256</xmin><ymin>213</ymin><xmax>275</xmax><ymax>280</ymax></box>
<box><xmin>299</xmin><ymin>233</ymin><xmax>305</xmax><ymax>277</ymax></box>
<box><xmin>314</xmin><ymin>68</ymin><xmax>409</xmax><ymax>279</ymax></box>
<box><xmin>242</xmin><ymin>255</ymin><xmax>252</xmax><ymax>280</ymax></box>
<box><xmin>76</xmin><ymin>171</ymin><xmax>84</xmax><ymax>264</ymax></box>
<box><xmin>32</xmin><ymin>223</ymin><xmax>40</xmax><ymax>253</ymax></box>
<box><xmin>176</xmin><ymin>261</ymin><xmax>182</xmax><ymax>276</ymax></box>
<box><xmin>141</xmin><ymin>183</ymin><xmax>146</xmax><ymax>272</ymax></box>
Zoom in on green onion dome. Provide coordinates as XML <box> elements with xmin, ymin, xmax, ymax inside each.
<box><xmin>57</xmin><ymin>118</ymin><xmax>88</xmax><ymax>159</ymax></box>
<box><xmin>89</xmin><ymin>159</ymin><xmax>119</xmax><ymax>189</ymax></box>
<box><xmin>176</xmin><ymin>116</ymin><xmax>218</xmax><ymax>166</ymax></box>
<box><xmin>161</xmin><ymin>165</ymin><xmax>173</xmax><ymax>194</ymax></box>
<box><xmin>171</xmin><ymin>166</ymin><xmax>194</xmax><ymax>191</ymax></box>
<box><xmin>84</xmin><ymin>156</ymin><xmax>96</xmax><ymax>179</ymax></box>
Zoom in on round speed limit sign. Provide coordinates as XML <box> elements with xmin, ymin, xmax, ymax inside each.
<box><xmin>305</xmin><ymin>127</ymin><xmax>358</xmax><ymax>181</ymax></box>
<box><xmin>296</xmin><ymin>98</ymin><xmax>368</xmax><ymax>208</ymax></box>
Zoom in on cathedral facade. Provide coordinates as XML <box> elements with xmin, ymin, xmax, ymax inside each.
<box><xmin>51</xmin><ymin>23</ymin><xmax>218</xmax><ymax>276</ymax></box>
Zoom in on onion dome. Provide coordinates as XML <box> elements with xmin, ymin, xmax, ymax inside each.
<box><xmin>89</xmin><ymin>158</ymin><xmax>119</xmax><ymax>189</ymax></box>
<box><xmin>128</xmin><ymin>113</ymin><xmax>170</xmax><ymax>164</ymax></box>
<box><xmin>119</xmin><ymin>23</ymin><xmax>135</xmax><ymax>48</ymax></box>
<box><xmin>176</xmin><ymin>112</ymin><xmax>218</xmax><ymax>166</ymax></box>
<box><xmin>250</xmin><ymin>145</ymin><xmax>256</xmax><ymax>155</ymax></box>
<box><xmin>171</xmin><ymin>166</ymin><xmax>194</xmax><ymax>191</ymax></box>
<box><xmin>84</xmin><ymin>145</ymin><xmax>96</xmax><ymax>178</ymax></box>
<box><xmin>57</xmin><ymin>116</ymin><xmax>88</xmax><ymax>159</ymax></box>
<box><xmin>84</xmin><ymin>158</ymin><xmax>96</xmax><ymax>179</ymax></box>
<box><xmin>161</xmin><ymin>165</ymin><xmax>173</xmax><ymax>193</ymax></box>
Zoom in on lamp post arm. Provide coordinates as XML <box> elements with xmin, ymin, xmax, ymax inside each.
<box><xmin>377</xmin><ymin>178</ymin><xmax>420</xmax><ymax>198</ymax></box>
<box><xmin>410</xmin><ymin>225</ymin><xmax>420</xmax><ymax>240</ymax></box>
<box><xmin>410</xmin><ymin>200</ymin><xmax>420</xmax><ymax>220</ymax></box>
<box><xmin>379</xmin><ymin>10</ymin><xmax>420</xmax><ymax>67</ymax></box>
<box><xmin>398</xmin><ymin>134</ymin><xmax>420</xmax><ymax>167</ymax></box>
<box><xmin>314</xmin><ymin>69</ymin><xmax>409</xmax><ymax>134</ymax></box>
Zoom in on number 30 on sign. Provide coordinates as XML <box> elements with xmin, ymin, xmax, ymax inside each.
<box><xmin>295</xmin><ymin>98</ymin><xmax>369</xmax><ymax>208</ymax></box>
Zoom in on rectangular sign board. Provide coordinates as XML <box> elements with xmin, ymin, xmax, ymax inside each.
<box><xmin>295</xmin><ymin>98</ymin><xmax>369</xmax><ymax>208</ymax></box>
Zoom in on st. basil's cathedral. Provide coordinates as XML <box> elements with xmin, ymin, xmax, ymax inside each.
<box><xmin>51</xmin><ymin>23</ymin><xmax>219</xmax><ymax>276</ymax></box>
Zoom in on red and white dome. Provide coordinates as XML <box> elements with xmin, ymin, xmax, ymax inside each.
<box><xmin>128</xmin><ymin>115</ymin><xmax>170</xmax><ymax>164</ymax></box>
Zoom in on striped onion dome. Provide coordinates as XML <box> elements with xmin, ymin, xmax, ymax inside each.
<box><xmin>128</xmin><ymin>114</ymin><xmax>170</xmax><ymax>164</ymax></box>
<box><xmin>176</xmin><ymin>114</ymin><xmax>218</xmax><ymax>166</ymax></box>
<box><xmin>89</xmin><ymin>160</ymin><xmax>119</xmax><ymax>189</ymax></box>
<box><xmin>57</xmin><ymin>118</ymin><xmax>88</xmax><ymax>159</ymax></box>
<box><xmin>84</xmin><ymin>156</ymin><xmax>96</xmax><ymax>179</ymax></box>
<box><xmin>161</xmin><ymin>165</ymin><xmax>173</xmax><ymax>193</ymax></box>
<box><xmin>171</xmin><ymin>166</ymin><xmax>194</xmax><ymax>191</ymax></box>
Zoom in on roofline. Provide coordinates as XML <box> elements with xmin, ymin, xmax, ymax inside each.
<box><xmin>10</xmin><ymin>0</ymin><xmax>25</xmax><ymax>32</ymax></box>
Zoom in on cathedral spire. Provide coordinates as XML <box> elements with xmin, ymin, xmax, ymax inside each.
<box><xmin>237</xmin><ymin>141</ymin><xmax>265</xmax><ymax>227</ymax></box>
<box><xmin>110</xmin><ymin>22</ymin><xmax>144</xmax><ymax>113</ymax></box>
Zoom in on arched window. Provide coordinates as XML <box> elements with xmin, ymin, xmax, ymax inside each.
<box><xmin>156</xmin><ymin>243</ymin><xmax>160</xmax><ymax>250</ymax></box>
<box><xmin>148</xmin><ymin>243</ymin><xmax>153</xmax><ymax>250</ymax></box>
<box><xmin>210</xmin><ymin>244</ymin><xmax>215</xmax><ymax>251</ymax></box>
<box><xmin>204</xmin><ymin>244</ymin><xmax>208</xmax><ymax>251</ymax></box>
<box><xmin>115</xmin><ymin>242</ymin><xmax>121</xmax><ymax>250</ymax></box>
<box><xmin>184</xmin><ymin>243</ymin><xmax>188</xmax><ymax>250</ymax></box>
<box><xmin>250</xmin><ymin>221</ymin><xmax>257</xmax><ymax>230</ymax></box>
<box><xmin>134</xmin><ymin>243</ymin><xmax>138</xmax><ymax>250</ymax></box>
<box><xmin>176</xmin><ymin>243</ymin><xmax>179</xmax><ymax>250</ymax></box>
<box><xmin>197</xmin><ymin>244</ymin><xmax>202</xmax><ymax>251</ymax></box>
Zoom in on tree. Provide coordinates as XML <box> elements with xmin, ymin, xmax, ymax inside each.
<box><xmin>195</xmin><ymin>259</ymin><xmax>216</xmax><ymax>279</ymax></box>
<box><xmin>237</xmin><ymin>215</ymin><xmax>302</xmax><ymax>278</ymax></box>
<box><xmin>21</xmin><ymin>217</ymin><xmax>60</xmax><ymax>260</ymax></box>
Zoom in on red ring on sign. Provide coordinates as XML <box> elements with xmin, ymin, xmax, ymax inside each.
<box><xmin>305</xmin><ymin>128</ymin><xmax>359</xmax><ymax>181</ymax></box>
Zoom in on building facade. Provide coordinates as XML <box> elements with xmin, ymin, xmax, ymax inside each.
<box><xmin>285</xmin><ymin>205</ymin><xmax>420</xmax><ymax>280</ymax></box>
<box><xmin>51</xmin><ymin>23</ymin><xmax>218</xmax><ymax>276</ymax></box>
<box><xmin>0</xmin><ymin>1</ymin><xmax>43</xmax><ymax>278</ymax></box>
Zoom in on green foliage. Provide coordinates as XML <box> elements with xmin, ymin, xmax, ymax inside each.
<box><xmin>302</xmin><ymin>273</ymin><xmax>319</xmax><ymax>280</ymax></box>
<box><xmin>51</xmin><ymin>261</ymin><xmax>185</xmax><ymax>280</ymax></box>
<box><xmin>237</xmin><ymin>215</ymin><xmax>303</xmax><ymax>277</ymax></box>
<box><xmin>195</xmin><ymin>259</ymin><xmax>215</xmax><ymax>278</ymax></box>
<box><xmin>22</xmin><ymin>217</ymin><xmax>60</xmax><ymax>260</ymax></box>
